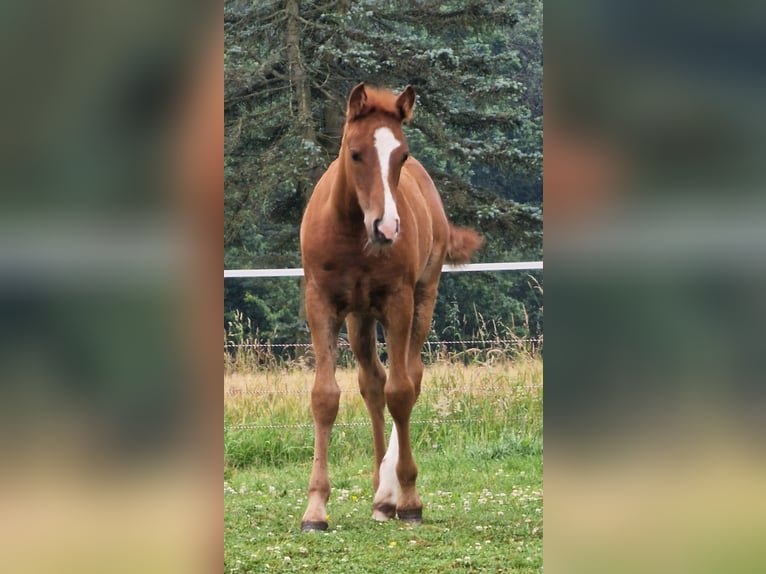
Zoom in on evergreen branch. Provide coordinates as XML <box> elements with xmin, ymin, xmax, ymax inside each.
<box><xmin>224</xmin><ymin>52</ymin><xmax>288</xmax><ymax>105</ymax></box>
<box><xmin>372</xmin><ymin>3</ymin><xmax>518</xmax><ymax>29</ymax></box>
<box><xmin>224</xmin><ymin>1</ymin><xmax>286</xmax><ymax>26</ymax></box>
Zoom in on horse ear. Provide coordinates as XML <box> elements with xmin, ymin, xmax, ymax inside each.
<box><xmin>347</xmin><ymin>82</ymin><xmax>367</xmax><ymax>120</ymax></box>
<box><xmin>396</xmin><ymin>85</ymin><xmax>416</xmax><ymax>122</ymax></box>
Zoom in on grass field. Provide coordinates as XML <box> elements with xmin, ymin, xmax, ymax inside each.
<box><xmin>224</xmin><ymin>357</ymin><xmax>542</xmax><ymax>573</ymax></box>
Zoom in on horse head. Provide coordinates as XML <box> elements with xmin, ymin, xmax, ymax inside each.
<box><xmin>342</xmin><ymin>83</ymin><xmax>415</xmax><ymax>246</ymax></box>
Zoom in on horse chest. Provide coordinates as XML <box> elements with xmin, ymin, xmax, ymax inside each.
<box><xmin>322</xmin><ymin>270</ymin><xmax>399</xmax><ymax>316</ymax></box>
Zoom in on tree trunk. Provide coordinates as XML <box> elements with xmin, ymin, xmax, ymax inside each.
<box><xmin>285</xmin><ymin>0</ymin><xmax>316</xmax><ymax>350</ymax></box>
<box><xmin>317</xmin><ymin>0</ymin><xmax>350</xmax><ymax>157</ymax></box>
<box><xmin>285</xmin><ymin>0</ymin><xmax>315</xmax><ymax>145</ymax></box>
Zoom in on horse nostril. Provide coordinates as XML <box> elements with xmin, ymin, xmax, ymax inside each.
<box><xmin>373</xmin><ymin>219</ymin><xmax>383</xmax><ymax>241</ymax></box>
<box><xmin>373</xmin><ymin>218</ymin><xmax>392</xmax><ymax>244</ymax></box>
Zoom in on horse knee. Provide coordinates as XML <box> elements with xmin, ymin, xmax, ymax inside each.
<box><xmin>385</xmin><ymin>383</ymin><xmax>415</xmax><ymax>422</ymax></box>
<box><xmin>311</xmin><ymin>385</ymin><xmax>341</xmax><ymax>424</ymax></box>
<box><xmin>360</xmin><ymin>382</ymin><xmax>384</xmax><ymax>406</ymax></box>
<box><xmin>359</xmin><ymin>362</ymin><xmax>385</xmax><ymax>388</ymax></box>
<box><xmin>359</xmin><ymin>363</ymin><xmax>385</xmax><ymax>398</ymax></box>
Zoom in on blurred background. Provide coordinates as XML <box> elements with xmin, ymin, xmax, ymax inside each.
<box><xmin>545</xmin><ymin>1</ymin><xmax>766</xmax><ymax>572</ymax></box>
<box><xmin>0</xmin><ymin>2</ymin><xmax>221</xmax><ymax>573</ymax></box>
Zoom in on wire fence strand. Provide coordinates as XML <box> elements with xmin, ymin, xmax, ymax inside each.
<box><xmin>224</xmin><ymin>337</ymin><xmax>542</xmax><ymax>349</ymax></box>
<box><xmin>225</xmin><ymin>384</ymin><xmax>542</xmax><ymax>396</ymax></box>
<box><xmin>224</xmin><ymin>416</ymin><xmax>533</xmax><ymax>431</ymax></box>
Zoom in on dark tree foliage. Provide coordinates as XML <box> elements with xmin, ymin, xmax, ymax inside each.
<box><xmin>224</xmin><ymin>0</ymin><xmax>542</xmax><ymax>347</ymax></box>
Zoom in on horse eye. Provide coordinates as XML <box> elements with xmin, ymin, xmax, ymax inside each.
<box><xmin>350</xmin><ymin>151</ymin><xmax>362</xmax><ymax>162</ymax></box>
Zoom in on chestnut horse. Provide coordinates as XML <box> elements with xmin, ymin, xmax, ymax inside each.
<box><xmin>299</xmin><ymin>83</ymin><xmax>483</xmax><ymax>531</ymax></box>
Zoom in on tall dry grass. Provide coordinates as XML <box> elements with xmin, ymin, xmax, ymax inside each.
<box><xmin>224</xmin><ymin>306</ymin><xmax>543</xmax><ymax>375</ymax></box>
<box><xmin>224</xmin><ymin>356</ymin><xmax>542</xmax><ymax>471</ymax></box>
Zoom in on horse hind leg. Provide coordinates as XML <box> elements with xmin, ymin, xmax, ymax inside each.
<box><xmin>346</xmin><ymin>313</ymin><xmax>394</xmax><ymax>520</ymax></box>
<box><xmin>408</xmin><ymin>282</ymin><xmax>439</xmax><ymax>398</ymax></box>
<box><xmin>380</xmin><ymin>288</ymin><xmax>423</xmax><ymax>524</ymax></box>
<box><xmin>386</xmin><ymin>282</ymin><xmax>439</xmax><ymax>524</ymax></box>
<box><xmin>373</xmin><ymin>423</ymin><xmax>400</xmax><ymax>521</ymax></box>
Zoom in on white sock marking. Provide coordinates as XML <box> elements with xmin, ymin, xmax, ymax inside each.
<box><xmin>372</xmin><ymin>423</ymin><xmax>399</xmax><ymax>520</ymax></box>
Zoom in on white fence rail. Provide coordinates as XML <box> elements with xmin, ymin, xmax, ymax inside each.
<box><xmin>224</xmin><ymin>261</ymin><xmax>543</xmax><ymax>278</ymax></box>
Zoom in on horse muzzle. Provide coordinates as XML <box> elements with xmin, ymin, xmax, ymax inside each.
<box><xmin>373</xmin><ymin>217</ymin><xmax>400</xmax><ymax>244</ymax></box>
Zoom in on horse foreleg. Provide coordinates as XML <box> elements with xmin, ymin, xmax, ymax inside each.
<box><xmin>378</xmin><ymin>288</ymin><xmax>423</xmax><ymax>523</ymax></box>
<box><xmin>301</xmin><ymin>292</ymin><xmax>342</xmax><ymax>532</ymax></box>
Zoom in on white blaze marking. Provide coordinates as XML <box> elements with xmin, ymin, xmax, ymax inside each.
<box><xmin>372</xmin><ymin>423</ymin><xmax>399</xmax><ymax>520</ymax></box>
<box><xmin>373</xmin><ymin>127</ymin><xmax>401</xmax><ymax>239</ymax></box>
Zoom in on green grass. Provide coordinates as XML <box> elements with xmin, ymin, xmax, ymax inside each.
<box><xmin>224</xmin><ymin>359</ymin><xmax>542</xmax><ymax>573</ymax></box>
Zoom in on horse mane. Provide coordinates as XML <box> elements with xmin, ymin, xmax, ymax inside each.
<box><xmin>346</xmin><ymin>86</ymin><xmax>404</xmax><ymax>123</ymax></box>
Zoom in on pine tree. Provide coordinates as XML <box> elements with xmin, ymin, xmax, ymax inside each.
<box><xmin>224</xmin><ymin>0</ymin><xmax>542</xmax><ymax>344</ymax></box>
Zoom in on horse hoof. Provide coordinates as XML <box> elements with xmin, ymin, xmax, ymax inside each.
<box><xmin>397</xmin><ymin>508</ymin><xmax>423</xmax><ymax>524</ymax></box>
<box><xmin>301</xmin><ymin>521</ymin><xmax>328</xmax><ymax>532</ymax></box>
<box><xmin>372</xmin><ymin>502</ymin><xmax>397</xmax><ymax>522</ymax></box>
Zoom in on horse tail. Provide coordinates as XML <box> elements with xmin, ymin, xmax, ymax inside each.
<box><xmin>445</xmin><ymin>224</ymin><xmax>484</xmax><ymax>264</ymax></box>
